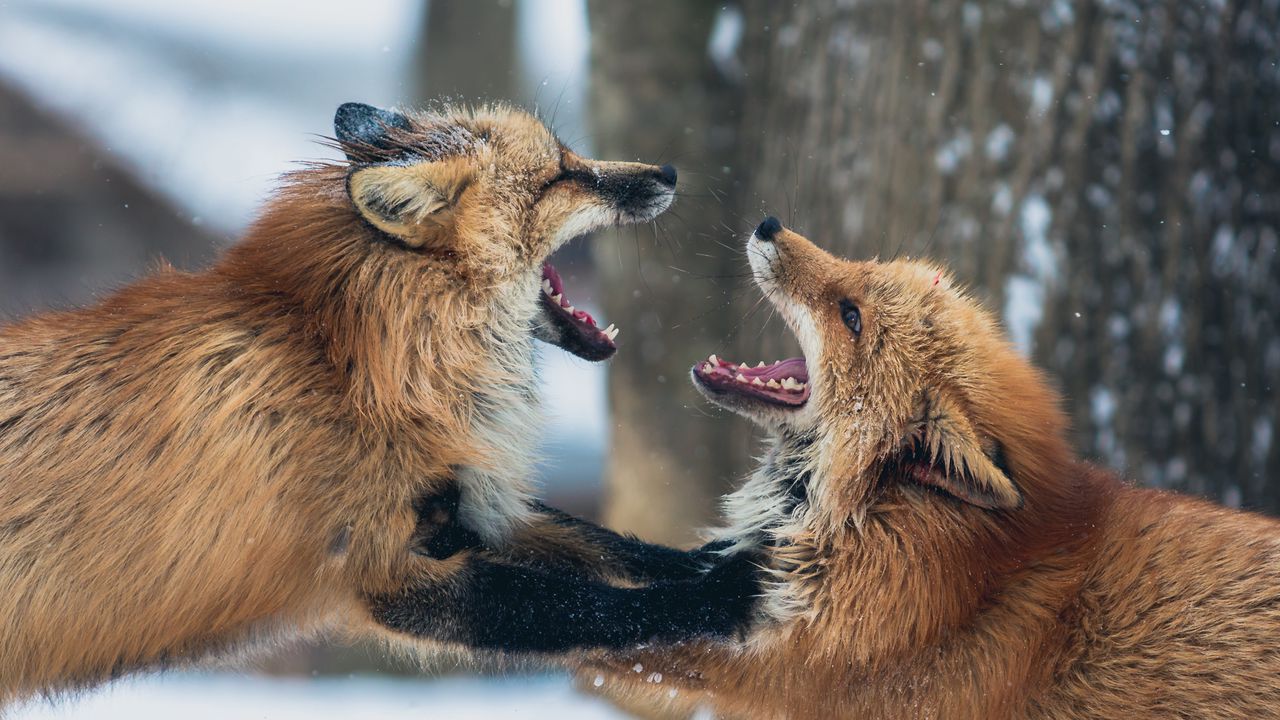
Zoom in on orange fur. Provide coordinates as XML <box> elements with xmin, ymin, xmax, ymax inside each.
<box><xmin>586</xmin><ymin>224</ymin><xmax>1280</xmax><ymax>719</ymax></box>
<box><xmin>0</xmin><ymin>104</ymin><xmax>672</xmax><ymax>704</ymax></box>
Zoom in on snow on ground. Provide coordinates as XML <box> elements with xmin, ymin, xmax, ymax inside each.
<box><xmin>9</xmin><ymin>673</ymin><xmax>627</xmax><ymax>720</ymax></box>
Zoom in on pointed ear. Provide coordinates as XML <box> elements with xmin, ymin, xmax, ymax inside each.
<box><xmin>334</xmin><ymin>102</ymin><xmax>412</xmax><ymax>161</ymax></box>
<box><xmin>347</xmin><ymin>162</ymin><xmax>468</xmax><ymax>246</ymax></box>
<box><xmin>899</xmin><ymin>390</ymin><xmax>1023</xmax><ymax>510</ymax></box>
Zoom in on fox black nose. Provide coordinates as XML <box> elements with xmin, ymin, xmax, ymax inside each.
<box><xmin>658</xmin><ymin>164</ymin><xmax>678</xmax><ymax>186</ymax></box>
<box><xmin>756</xmin><ymin>216</ymin><xmax>783</xmax><ymax>241</ymax></box>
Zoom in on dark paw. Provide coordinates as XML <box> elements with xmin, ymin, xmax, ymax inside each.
<box><xmin>688</xmin><ymin>538</ymin><xmax>739</xmax><ymax>569</ymax></box>
<box><xmin>410</xmin><ymin>483</ymin><xmax>481</xmax><ymax>559</ymax></box>
<box><xmin>699</xmin><ymin>551</ymin><xmax>765</xmax><ymax>638</ymax></box>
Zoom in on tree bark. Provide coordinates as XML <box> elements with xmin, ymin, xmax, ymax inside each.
<box><xmin>415</xmin><ymin>0</ymin><xmax>518</xmax><ymax>103</ymax></box>
<box><xmin>592</xmin><ymin>0</ymin><xmax>1280</xmax><ymax>549</ymax></box>
<box><xmin>730</xmin><ymin>0</ymin><xmax>1280</xmax><ymax>511</ymax></box>
<box><xmin>587</xmin><ymin>1</ymin><xmax>756</xmax><ymax>546</ymax></box>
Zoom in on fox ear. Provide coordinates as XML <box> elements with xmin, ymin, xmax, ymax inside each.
<box><xmin>347</xmin><ymin>162</ymin><xmax>468</xmax><ymax>246</ymax></box>
<box><xmin>899</xmin><ymin>390</ymin><xmax>1022</xmax><ymax>510</ymax></box>
<box><xmin>334</xmin><ymin>102</ymin><xmax>412</xmax><ymax>161</ymax></box>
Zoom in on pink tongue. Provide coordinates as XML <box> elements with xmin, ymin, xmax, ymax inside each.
<box><xmin>740</xmin><ymin>357</ymin><xmax>808</xmax><ymax>382</ymax></box>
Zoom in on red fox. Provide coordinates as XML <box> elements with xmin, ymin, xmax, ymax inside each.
<box><xmin>584</xmin><ymin>217</ymin><xmax>1280</xmax><ymax>719</ymax></box>
<box><xmin>0</xmin><ymin>102</ymin><xmax>759</xmax><ymax>704</ymax></box>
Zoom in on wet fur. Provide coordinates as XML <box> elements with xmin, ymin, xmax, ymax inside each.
<box><xmin>585</xmin><ymin>226</ymin><xmax>1280</xmax><ymax>719</ymax></box>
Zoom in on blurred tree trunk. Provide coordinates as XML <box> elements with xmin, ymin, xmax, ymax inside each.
<box><xmin>593</xmin><ymin>0</ymin><xmax>1279</xmax><ymax>551</ymax></box>
<box><xmin>588</xmin><ymin>1</ymin><xmax>754</xmax><ymax>546</ymax></box>
<box><xmin>415</xmin><ymin>0</ymin><xmax>517</xmax><ymax>102</ymax></box>
<box><xmin>730</xmin><ymin>0</ymin><xmax>1278</xmax><ymax>510</ymax></box>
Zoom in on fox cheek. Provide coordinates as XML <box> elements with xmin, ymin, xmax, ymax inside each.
<box><xmin>533</xmin><ymin>192</ymin><xmax>613</xmax><ymax>248</ymax></box>
<box><xmin>895</xmin><ymin>389</ymin><xmax>1023</xmax><ymax>511</ymax></box>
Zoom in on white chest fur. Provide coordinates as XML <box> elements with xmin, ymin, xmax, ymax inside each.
<box><xmin>454</xmin><ymin>288</ymin><xmax>542</xmax><ymax>546</ymax></box>
<box><xmin>715</xmin><ymin>431</ymin><xmax>822</xmax><ymax>623</ymax></box>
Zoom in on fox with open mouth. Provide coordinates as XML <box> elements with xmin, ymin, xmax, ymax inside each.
<box><xmin>588</xmin><ymin>217</ymin><xmax>1280</xmax><ymax>719</ymax></box>
<box><xmin>0</xmin><ymin>102</ymin><xmax>760</xmax><ymax>704</ymax></box>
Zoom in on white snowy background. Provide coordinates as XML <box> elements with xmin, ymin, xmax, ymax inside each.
<box><xmin>0</xmin><ymin>0</ymin><xmax>619</xmax><ymax>716</ymax></box>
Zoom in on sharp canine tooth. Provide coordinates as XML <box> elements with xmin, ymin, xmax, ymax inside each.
<box><xmin>766</xmin><ymin>379</ymin><xmax>781</xmax><ymax>388</ymax></box>
<box><xmin>736</xmin><ymin>373</ymin><xmax>748</xmax><ymax>382</ymax></box>
<box><xmin>751</xmin><ymin>378</ymin><xmax>764</xmax><ymax>386</ymax></box>
<box><xmin>702</xmin><ymin>362</ymin><xmax>714</xmax><ymax>373</ymax></box>
<box><xmin>756</xmin><ymin>362</ymin><xmax>766</xmax><ymax>368</ymax></box>
<box><xmin>566</xmin><ymin>304</ymin><xmax>575</xmax><ymax>313</ymax></box>
<box><xmin>542</xmin><ymin>280</ymin><xmax>553</xmax><ymax>293</ymax></box>
<box><xmin>551</xmin><ymin>293</ymin><xmax>562</xmax><ymax>304</ymax></box>
<box><xmin>606</xmin><ymin>326</ymin><xmax>619</xmax><ymax>340</ymax></box>
<box><xmin>708</xmin><ymin>354</ymin><xmax>719</xmax><ymax>364</ymax></box>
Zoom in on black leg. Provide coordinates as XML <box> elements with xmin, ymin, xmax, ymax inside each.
<box><xmin>523</xmin><ymin>501</ymin><xmax>736</xmax><ymax>583</ymax></box>
<box><xmin>368</xmin><ymin>550</ymin><xmax>761</xmax><ymax>654</ymax></box>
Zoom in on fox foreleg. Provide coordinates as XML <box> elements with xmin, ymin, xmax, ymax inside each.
<box><xmin>368</xmin><ymin>548</ymin><xmax>760</xmax><ymax>653</ymax></box>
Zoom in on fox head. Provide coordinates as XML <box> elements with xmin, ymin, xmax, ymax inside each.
<box><xmin>693</xmin><ymin>218</ymin><xmax>1075</xmax><ymax>524</ymax></box>
<box><xmin>225</xmin><ymin>103</ymin><xmax>676</xmax><ymax>426</ymax></box>
<box><xmin>333</xmin><ymin>102</ymin><xmax>675</xmax><ymax>362</ymax></box>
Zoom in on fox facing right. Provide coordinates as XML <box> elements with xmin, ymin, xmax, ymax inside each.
<box><xmin>589</xmin><ymin>218</ymin><xmax>1280</xmax><ymax>719</ymax></box>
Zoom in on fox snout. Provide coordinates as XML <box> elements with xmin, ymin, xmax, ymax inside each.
<box><xmin>747</xmin><ymin>217</ymin><xmax>842</xmax><ymax>296</ymax></box>
<box><xmin>582</xmin><ymin>160</ymin><xmax>677</xmax><ymax>222</ymax></box>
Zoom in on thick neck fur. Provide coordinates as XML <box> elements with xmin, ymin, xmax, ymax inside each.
<box><xmin>215</xmin><ymin>166</ymin><xmax>540</xmax><ymax>540</ymax></box>
<box><xmin>721</xmin><ymin>353</ymin><xmax>1103</xmax><ymax>668</ymax></box>
<box><xmin>716</xmin><ymin>430</ymin><xmax>823</xmax><ymax>622</ymax></box>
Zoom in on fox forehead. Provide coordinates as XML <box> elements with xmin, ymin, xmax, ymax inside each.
<box><xmin>345</xmin><ymin>104</ymin><xmax>561</xmax><ymax>170</ymax></box>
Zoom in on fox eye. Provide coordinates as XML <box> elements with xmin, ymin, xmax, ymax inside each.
<box><xmin>840</xmin><ymin>299</ymin><xmax>862</xmax><ymax>336</ymax></box>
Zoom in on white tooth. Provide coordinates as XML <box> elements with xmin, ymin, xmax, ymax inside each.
<box><xmin>766</xmin><ymin>379</ymin><xmax>781</xmax><ymax>388</ymax></box>
<box><xmin>774</xmin><ymin>360</ymin><xmax>781</xmax><ymax>366</ymax></box>
<box><xmin>551</xmin><ymin>293</ymin><xmax>563</xmax><ymax>304</ymax></box>
<box><xmin>606</xmin><ymin>327</ymin><xmax>619</xmax><ymax>340</ymax></box>
<box><xmin>756</xmin><ymin>362</ymin><xmax>766</xmax><ymax>368</ymax></box>
<box><xmin>797</xmin><ymin>382</ymin><xmax>807</xmax><ymax>389</ymax></box>
<box><xmin>781</xmin><ymin>378</ymin><xmax>797</xmax><ymax>389</ymax></box>
<box><xmin>708</xmin><ymin>354</ymin><xmax>719</xmax><ymax>364</ymax></box>
<box><xmin>751</xmin><ymin>378</ymin><xmax>765</xmax><ymax>386</ymax></box>
<box><xmin>736</xmin><ymin>373</ymin><xmax>748</xmax><ymax>382</ymax></box>
<box><xmin>566</xmin><ymin>305</ymin><xmax>575</xmax><ymax>313</ymax></box>
<box><xmin>702</xmin><ymin>362</ymin><xmax>714</xmax><ymax>373</ymax></box>
<box><xmin>542</xmin><ymin>280</ymin><xmax>553</xmax><ymax>294</ymax></box>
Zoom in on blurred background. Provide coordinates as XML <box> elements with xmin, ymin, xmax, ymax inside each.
<box><xmin>1</xmin><ymin>0</ymin><xmax>1277</xmax><ymax>717</ymax></box>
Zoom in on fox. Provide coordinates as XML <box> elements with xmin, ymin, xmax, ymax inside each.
<box><xmin>0</xmin><ymin>102</ymin><xmax>760</xmax><ymax>705</ymax></box>
<box><xmin>580</xmin><ymin>217</ymin><xmax>1280</xmax><ymax>719</ymax></box>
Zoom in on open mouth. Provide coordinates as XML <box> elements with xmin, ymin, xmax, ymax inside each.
<box><xmin>537</xmin><ymin>262</ymin><xmax>619</xmax><ymax>362</ymax></box>
<box><xmin>692</xmin><ymin>354</ymin><xmax>810</xmax><ymax>408</ymax></box>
